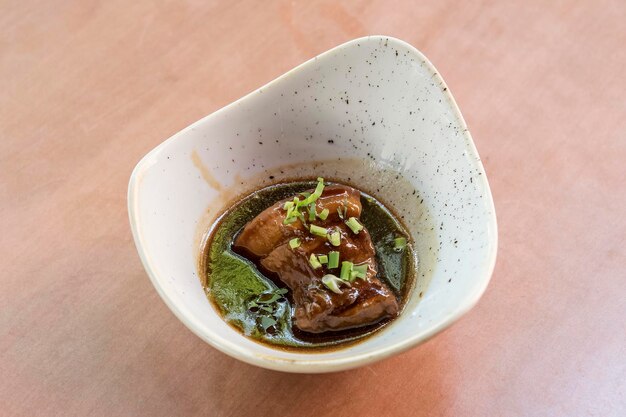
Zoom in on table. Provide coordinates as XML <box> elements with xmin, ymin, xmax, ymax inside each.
<box><xmin>1</xmin><ymin>1</ymin><xmax>624</xmax><ymax>415</ymax></box>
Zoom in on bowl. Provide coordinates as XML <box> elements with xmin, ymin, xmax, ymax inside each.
<box><xmin>128</xmin><ymin>36</ymin><xmax>497</xmax><ymax>373</ymax></box>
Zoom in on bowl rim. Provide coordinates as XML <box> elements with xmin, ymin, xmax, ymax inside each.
<box><xmin>127</xmin><ymin>35</ymin><xmax>498</xmax><ymax>373</ymax></box>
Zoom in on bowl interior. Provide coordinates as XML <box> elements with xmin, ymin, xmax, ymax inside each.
<box><xmin>128</xmin><ymin>36</ymin><xmax>497</xmax><ymax>372</ymax></box>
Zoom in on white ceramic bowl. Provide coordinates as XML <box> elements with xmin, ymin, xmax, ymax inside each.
<box><xmin>128</xmin><ymin>36</ymin><xmax>497</xmax><ymax>373</ymax></box>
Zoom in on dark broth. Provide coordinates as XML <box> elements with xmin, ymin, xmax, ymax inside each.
<box><xmin>201</xmin><ymin>181</ymin><xmax>415</xmax><ymax>350</ymax></box>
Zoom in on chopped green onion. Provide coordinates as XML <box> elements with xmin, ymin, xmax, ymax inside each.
<box><xmin>308</xmin><ymin>204</ymin><xmax>316</xmax><ymax>221</ymax></box>
<box><xmin>284</xmin><ymin>197</ymin><xmax>303</xmax><ymax>223</ymax></box>
<box><xmin>352</xmin><ymin>264</ymin><xmax>368</xmax><ymax>279</ymax></box>
<box><xmin>321</xmin><ymin>274</ymin><xmax>349</xmax><ymax>294</ymax></box>
<box><xmin>309</xmin><ymin>254</ymin><xmax>322</xmax><ymax>269</ymax></box>
<box><xmin>289</xmin><ymin>197</ymin><xmax>300</xmax><ymax>213</ymax></box>
<box><xmin>283</xmin><ymin>216</ymin><xmax>297</xmax><ymax>225</ymax></box>
<box><xmin>340</xmin><ymin>261</ymin><xmax>353</xmax><ymax>281</ymax></box>
<box><xmin>337</xmin><ymin>200</ymin><xmax>349</xmax><ymax>219</ymax></box>
<box><xmin>328</xmin><ymin>230</ymin><xmax>341</xmax><ymax>247</ymax></box>
<box><xmin>299</xmin><ymin>191</ymin><xmax>311</xmax><ymax>198</ymax></box>
<box><xmin>296</xmin><ymin>211</ymin><xmax>306</xmax><ymax>223</ymax></box>
<box><xmin>276</xmin><ymin>288</ymin><xmax>288</xmax><ymax>295</ymax></box>
<box><xmin>318</xmin><ymin>208</ymin><xmax>329</xmax><ymax>220</ymax></box>
<box><xmin>328</xmin><ymin>251</ymin><xmax>340</xmax><ymax>269</ymax></box>
<box><xmin>309</xmin><ymin>224</ymin><xmax>328</xmax><ymax>237</ymax></box>
<box><xmin>285</xmin><ymin>204</ymin><xmax>295</xmax><ymax>219</ymax></box>
<box><xmin>318</xmin><ymin>254</ymin><xmax>328</xmax><ymax>264</ymax></box>
<box><xmin>345</xmin><ymin>217</ymin><xmax>363</xmax><ymax>234</ymax></box>
<box><xmin>311</xmin><ymin>178</ymin><xmax>325</xmax><ymax>199</ymax></box>
<box><xmin>289</xmin><ymin>238</ymin><xmax>300</xmax><ymax>249</ymax></box>
<box><xmin>291</xmin><ymin>197</ymin><xmax>301</xmax><ymax>210</ymax></box>
<box><xmin>394</xmin><ymin>236</ymin><xmax>407</xmax><ymax>251</ymax></box>
<box><xmin>300</xmin><ymin>178</ymin><xmax>325</xmax><ymax>206</ymax></box>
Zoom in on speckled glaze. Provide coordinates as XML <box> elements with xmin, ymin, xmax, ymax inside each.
<box><xmin>128</xmin><ymin>36</ymin><xmax>497</xmax><ymax>373</ymax></box>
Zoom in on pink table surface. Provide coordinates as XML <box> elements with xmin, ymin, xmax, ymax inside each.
<box><xmin>1</xmin><ymin>1</ymin><xmax>625</xmax><ymax>416</ymax></box>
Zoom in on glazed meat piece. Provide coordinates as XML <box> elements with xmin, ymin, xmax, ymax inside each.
<box><xmin>233</xmin><ymin>183</ymin><xmax>399</xmax><ymax>333</ymax></box>
<box><xmin>235</xmin><ymin>185</ymin><xmax>362</xmax><ymax>258</ymax></box>
<box><xmin>260</xmin><ymin>227</ymin><xmax>398</xmax><ymax>333</ymax></box>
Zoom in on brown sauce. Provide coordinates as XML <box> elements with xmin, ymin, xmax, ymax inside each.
<box><xmin>200</xmin><ymin>180</ymin><xmax>416</xmax><ymax>351</ymax></box>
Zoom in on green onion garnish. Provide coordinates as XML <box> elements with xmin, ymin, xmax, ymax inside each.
<box><xmin>337</xmin><ymin>203</ymin><xmax>347</xmax><ymax>219</ymax></box>
<box><xmin>283</xmin><ymin>216</ymin><xmax>297</xmax><ymax>225</ymax></box>
<box><xmin>352</xmin><ymin>264</ymin><xmax>368</xmax><ymax>279</ymax></box>
<box><xmin>308</xmin><ymin>203</ymin><xmax>316</xmax><ymax>221</ymax></box>
<box><xmin>299</xmin><ymin>177</ymin><xmax>325</xmax><ymax>206</ymax></box>
<box><xmin>318</xmin><ymin>254</ymin><xmax>328</xmax><ymax>264</ymax></box>
<box><xmin>299</xmin><ymin>191</ymin><xmax>311</xmax><ymax>198</ymax></box>
<box><xmin>309</xmin><ymin>254</ymin><xmax>322</xmax><ymax>269</ymax></box>
<box><xmin>328</xmin><ymin>251</ymin><xmax>340</xmax><ymax>268</ymax></box>
<box><xmin>284</xmin><ymin>205</ymin><xmax>295</xmax><ymax>221</ymax></box>
<box><xmin>340</xmin><ymin>261</ymin><xmax>353</xmax><ymax>281</ymax></box>
<box><xmin>394</xmin><ymin>237</ymin><xmax>407</xmax><ymax>251</ymax></box>
<box><xmin>328</xmin><ymin>230</ymin><xmax>341</xmax><ymax>247</ymax></box>
<box><xmin>345</xmin><ymin>217</ymin><xmax>363</xmax><ymax>234</ymax></box>
<box><xmin>283</xmin><ymin>197</ymin><xmax>302</xmax><ymax>224</ymax></box>
<box><xmin>321</xmin><ymin>274</ymin><xmax>349</xmax><ymax>294</ymax></box>
<box><xmin>289</xmin><ymin>238</ymin><xmax>300</xmax><ymax>249</ymax></box>
<box><xmin>291</xmin><ymin>197</ymin><xmax>301</xmax><ymax>211</ymax></box>
<box><xmin>318</xmin><ymin>208</ymin><xmax>329</xmax><ymax>220</ymax></box>
<box><xmin>309</xmin><ymin>224</ymin><xmax>328</xmax><ymax>237</ymax></box>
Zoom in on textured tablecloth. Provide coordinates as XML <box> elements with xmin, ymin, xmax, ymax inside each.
<box><xmin>1</xmin><ymin>1</ymin><xmax>624</xmax><ymax>416</ymax></box>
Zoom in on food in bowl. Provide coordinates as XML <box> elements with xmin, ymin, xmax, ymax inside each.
<box><xmin>200</xmin><ymin>177</ymin><xmax>416</xmax><ymax>350</ymax></box>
